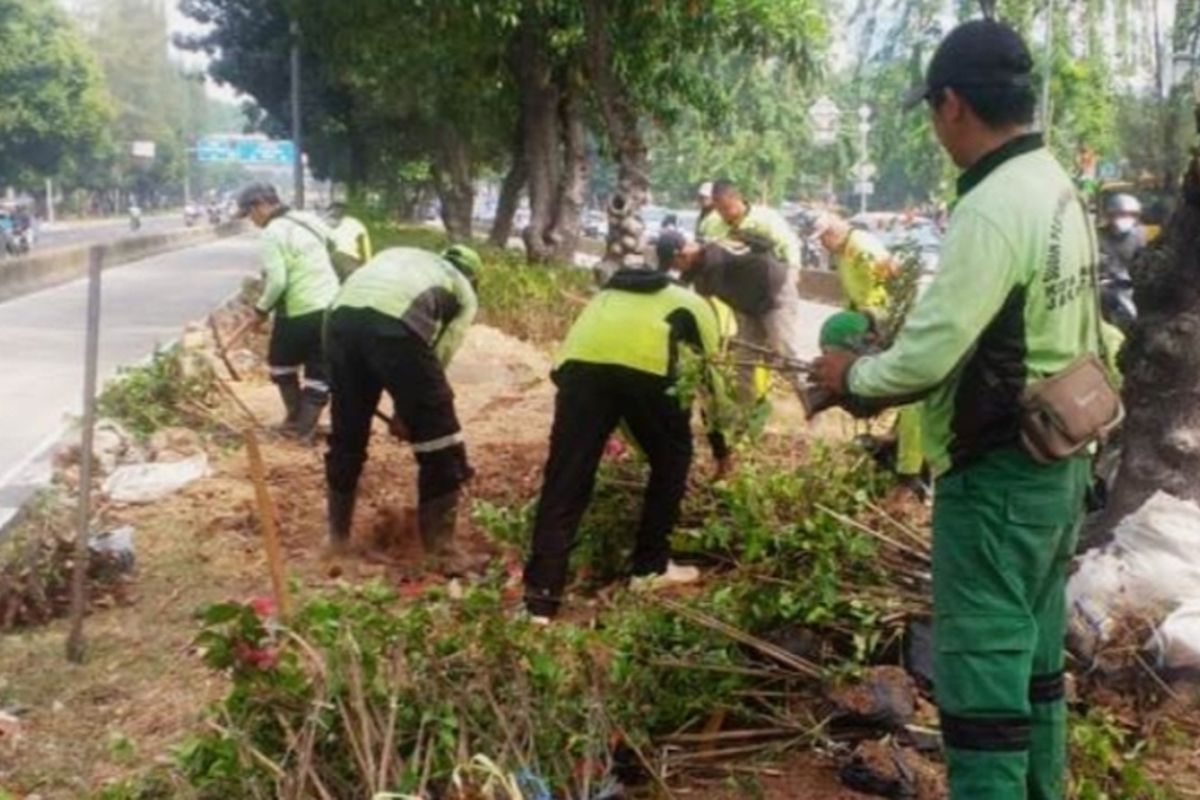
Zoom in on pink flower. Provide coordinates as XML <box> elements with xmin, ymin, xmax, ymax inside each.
<box><xmin>248</xmin><ymin>596</ymin><xmax>277</xmax><ymax>619</ymax></box>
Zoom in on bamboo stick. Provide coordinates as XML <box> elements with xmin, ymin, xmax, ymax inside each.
<box><xmin>244</xmin><ymin>430</ymin><xmax>291</xmax><ymax>618</ymax></box>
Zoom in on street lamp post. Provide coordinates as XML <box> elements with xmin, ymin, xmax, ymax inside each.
<box><xmin>857</xmin><ymin>105</ymin><xmax>872</xmax><ymax>214</ymax></box>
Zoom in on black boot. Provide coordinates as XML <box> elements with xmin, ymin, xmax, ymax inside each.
<box><xmin>418</xmin><ymin>490</ymin><xmax>479</xmax><ymax>575</ymax></box>
<box><xmin>327</xmin><ymin>487</ymin><xmax>357</xmax><ymax>554</ymax></box>
<box><xmin>273</xmin><ymin>376</ymin><xmax>302</xmax><ymax>432</ymax></box>
<box><xmin>290</xmin><ymin>389</ymin><xmax>327</xmax><ymax>443</ymax></box>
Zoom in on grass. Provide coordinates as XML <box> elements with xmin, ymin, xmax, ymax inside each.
<box><xmin>372</xmin><ymin>225</ymin><xmax>594</xmax><ymax>344</ymax></box>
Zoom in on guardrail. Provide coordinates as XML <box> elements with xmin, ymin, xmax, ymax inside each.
<box><xmin>0</xmin><ymin>222</ymin><xmax>247</xmax><ymax>304</ymax></box>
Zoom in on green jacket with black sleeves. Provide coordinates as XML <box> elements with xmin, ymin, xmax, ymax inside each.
<box><xmin>845</xmin><ymin>134</ymin><xmax>1099</xmax><ymax>477</ymax></box>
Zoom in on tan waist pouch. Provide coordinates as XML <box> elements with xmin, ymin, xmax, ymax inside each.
<box><xmin>1018</xmin><ymin>353</ymin><xmax>1124</xmax><ymax>463</ymax></box>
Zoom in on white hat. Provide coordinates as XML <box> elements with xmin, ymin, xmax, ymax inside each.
<box><xmin>697</xmin><ymin>181</ymin><xmax>714</xmax><ymax>199</ymax></box>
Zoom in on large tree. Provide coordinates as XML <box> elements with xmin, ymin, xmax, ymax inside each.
<box><xmin>0</xmin><ymin>0</ymin><xmax>111</xmax><ymax>187</ymax></box>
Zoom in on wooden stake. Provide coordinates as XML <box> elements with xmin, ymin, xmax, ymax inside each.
<box><xmin>66</xmin><ymin>246</ymin><xmax>105</xmax><ymax>663</ymax></box>
<box><xmin>207</xmin><ymin>314</ymin><xmax>242</xmax><ymax>381</ymax></box>
<box><xmin>244</xmin><ymin>430</ymin><xmax>291</xmax><ymax>618</ymax></box>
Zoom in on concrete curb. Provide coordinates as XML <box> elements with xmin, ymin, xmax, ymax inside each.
<box><xmin>0</xmin><ymin>222</ymin><xmax>247</xmax><ymax>304</ymax></box>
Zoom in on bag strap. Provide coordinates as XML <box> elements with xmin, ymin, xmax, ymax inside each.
<box><xmin>283</xmin><ymin>213</ymin><xmax>335</xmax><ymax>253</ymax></box>
<box><xmin>1076</xmin><ymin>196</ymin><xmax>1109</xmax><ymax>364</ymax></box>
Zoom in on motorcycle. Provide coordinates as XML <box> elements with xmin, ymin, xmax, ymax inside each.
<box><xmin>206</xmin><ymin>204</ymin><xmax>222</xmax><ymax>225</ymax></box>
<box><xmin>183</xmin><ymin>204</ymin><xmax>202</xmax><ymax>227</ymax></box>
<box><xmin>6</xmin><ymin>227</ymin><xmax>32</xmax><ymax>256</ymax></box>
<box><xmin>1099</xmin><ymin>274</ymin><xmax>1137</xmax><ymax>333</ymax></box>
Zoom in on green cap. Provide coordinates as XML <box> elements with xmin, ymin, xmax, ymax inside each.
<box><xmin>441</xmin><ymin>244</ymin><xmax>483</xmax><ymax>281</ymax></box>
<box><xmin>819</xmin><ymin>310</ymin><xmax>872</xmax><ymax>351</ymax></box>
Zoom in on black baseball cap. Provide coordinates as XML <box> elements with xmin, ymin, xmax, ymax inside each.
<box><xmin>234</xmin><ymin>182</ymin><xmax>280</xmax><ymax>218</ymax></box>
<box><xmin>903</xmin><ymin>19</ymin><xmax>1034</xmax><ymax>110</ymax></box>
<box><xmin>655</xmin><ymin>230</ymin><xmax>687</xmax><ymax>271</ymax></box>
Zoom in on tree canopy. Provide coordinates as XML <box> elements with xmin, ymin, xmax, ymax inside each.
<box><xmin>0</xmin><ymin>0</ymin><xmax>111</xmax><ymax>186</ymax></box>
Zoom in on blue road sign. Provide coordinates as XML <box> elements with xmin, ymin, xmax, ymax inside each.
<box><xmin>196</xmin><ymin>136</ymin><xmax>296</xmax><ymax>165</ymax></box>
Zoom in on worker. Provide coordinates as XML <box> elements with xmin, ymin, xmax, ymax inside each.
<box><xmin>323</xmin><ymin>245</ymin><xmax>481</xmax><ymax>567</ymax></box>
<box><xmin>657</xmin><ymin>235</ymin><xmax>804</xmax><ymax>401</ymax></box>
<box><xmin>1096</xmin><ymin>193</ymin><xmax>1144</xmax><ymax>331</ymax></box>
<box><xmin>812</xmin><ymin>213</ymin><xmax>925</xmax><ymax>497</ymax></box>
<box><xmin>523</xmin><ymin>267</ymin><xmax>731</xmax><ymax>623</ymax></box>
<box><xmin>812</xmin><ymin>213</ymin><xmax>898</xmax><ymax>314</ymax></box>
<box><xmin>811</xmin><ymin>20</ymin><xmax>1095</xmax><ymax>799</ymax></box>
<box><xmin>707</xmin><ymin>180</ymin><xmax>803</xmax><ymax>268</ymax></box>
<box><xmin>696</xmin><ymin>181</ymin><xmax>807</xmax><ymax>405</ymax></box>
<box><xmin>695</xmin><ymin>181</ymin><xmax>722</xmax><ymax>242</ymax></box>
<box><xmin>327</xmin><ymin>201</ymin><xmax>373</xmax><ymax>277</ymax></box>
<box><xmin>236</xmin><ymin>182</ymin><xmax>340</xmax><ymax>439</ymax></box>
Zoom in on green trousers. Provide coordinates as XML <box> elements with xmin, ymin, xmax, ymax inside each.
<box><xmin>932</xmin><ymin>447</ymin><xmax>1090</xmax><ymax>800</ymax></box>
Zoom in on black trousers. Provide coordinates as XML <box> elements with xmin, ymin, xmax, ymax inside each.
<box><xmin>324</xmin><ymin>307</ymin><xmax>471</xmax><ymax>503</ymax></box>
<box><xmin>268</xmin><ymin>311</ymin><xmax>329</xmax><ymax>395</ymax></box>
<box><xmin>524</xmin><ymin>362</ymin><xmax>694</xmax><ymax>617</ymax></box>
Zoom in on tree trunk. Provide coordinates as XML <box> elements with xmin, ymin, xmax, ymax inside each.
<box><xmin>1101</xmin><ymin>150</ymin><xmax>1200</xmax><ymax>528</ymax></box>
<box><xmin>489</xmin><ymin>119</ymin><xmax>528</xmax><ymax>248</ymax></box>
<box><xmin>547</xmin><ymin>90</ymin><xmax>588</xmax><ymax>262</ymax></box>
<box><xmin>582</xmin><ymin>0</ymin><xmax>650</xmax><ymax>273</ymax></box>
<box><xmin>430</xmin><ymin>123</ymin><xmax>474</xmax><ymax>242</ymax></box>
<box><xmin>514</xmin><ymin>23</ymin><xmax>562</xmax><ymax>263</ymax></box>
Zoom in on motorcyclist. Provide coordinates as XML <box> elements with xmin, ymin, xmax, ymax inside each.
<box><xmin>1097</xmin><ymin>193</ymin><xmax>1143</xmax><ymax>332</ymax></box>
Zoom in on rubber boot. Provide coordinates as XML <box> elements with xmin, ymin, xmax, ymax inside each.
<box><xmin>326</xmin><ymin>487</ymin><xmax>357</xmax><ymax>556</ymax></box>
<box><xmin>418</xmin><ymin>490</ymin><xmax>478</xmax><ymax>575</ymax></box>
<box><xmin>273</xmin><ymin>377</ymin><xmax>302</xmax><ymax>432</ymax></box>
<box><xmin>289</xmin><ymin>390</ymin><xmax>327</xmax><ymax>443</ymax></box>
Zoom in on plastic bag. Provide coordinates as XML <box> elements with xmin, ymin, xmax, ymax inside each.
<box><xmin>102</xmin><ymin>454</ymin><xmax>209</xmax><ymax>503</ymax></box>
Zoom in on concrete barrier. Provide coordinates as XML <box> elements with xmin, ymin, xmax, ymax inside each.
<box><xmin>0</xmin><ymin>222</ymin><xmax>246</xmax><ymax>304</ymax></box>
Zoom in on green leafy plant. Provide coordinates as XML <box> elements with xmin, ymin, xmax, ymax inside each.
<box><xmin>1070</xmin><ymin>708</ymin><xmax>1174</xmax><ymax>800</ymax></box>
<box><xmin>373</xmin><ymin>225</ymin><xmax>593</xmax><ymax>344</ymax></box>
<box><xmin>97</xmin><ymin>345</ymin><xmax>218</xmax><ymax>439</ymax></box>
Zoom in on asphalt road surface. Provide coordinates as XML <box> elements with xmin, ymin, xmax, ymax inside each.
<box><xmin>0</xmin><ymin>235</ymin><xmax>260</xmax><ymax>528</ymax></box>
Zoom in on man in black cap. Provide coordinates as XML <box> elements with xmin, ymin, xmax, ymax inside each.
<box><xmin>236</xmin><ymin>183</ymin><xmax>340</xmax><ymax>439</ymax></box>
<box><xmin>810</xmin><ymin>19</ymin><xmax>1097</xmax><ymax>800</ymax></box>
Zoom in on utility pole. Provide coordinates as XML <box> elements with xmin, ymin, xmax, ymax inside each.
<box><xmin>182</xmin><ymin>71</ymin><xmax>194</xmax><ymax>207</ymax></box>
<box><xmin>857</xmin><ymin>105</ymin><xmax>873</xmax><ymax>215</ymax></box>
<box><xmin>290</xmin><ymin>19</ymin><xmax>304</xmax><ymax>210</ymax></box>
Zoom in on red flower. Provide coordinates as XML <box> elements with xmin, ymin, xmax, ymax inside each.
<box><xmin>248</xmin><ymin>596</ymin><xmax>277</xmax><ymax>619</ymax></box>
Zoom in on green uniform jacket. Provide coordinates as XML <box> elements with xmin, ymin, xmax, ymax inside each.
<box><xmin>696</xmin><ymin>209</ymin><xmax>724</xmax><ymax>242</ymax></box>
<box><xmin>332</xmin><ymin>247</ymin><xmax>478</xmax><ymax>366</ymax></box>
<box><xmin>835</xmin><ymin>229</ymin><xmax>893</xmax><ymax>313</ymax></box>
<box><xmin>847</xmin><ymin>135</ymin><xmax>1099</xmax><ymax>477</ymax></box>
<box><xmin>557</xmin><ymin>269</ymin><xmax>727</xmax><ymax>444</ymax></box>
<box><xmin>704</xmin><ymin>205</ymin><xmax>802</xmax><ymax>268</ymax></box>
<box><xmin>255</xmin><ymin>210</ymin><xmax>340</xmax><ymax>318</ymax></box>
<box><xmin>332</xmin><ymin>216</ymin><xmax>373</xmax><ymax>263</ymax></box>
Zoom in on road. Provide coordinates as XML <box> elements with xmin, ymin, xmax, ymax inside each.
<box><xmin>33</xmin><ymin>213</ymin><xmax>201</xmax><ymax>251</ymax></box>
<box><xmin>0</xmin><ymin>235</ymin><xmax>260</xmax><ymax>527</ymax></box>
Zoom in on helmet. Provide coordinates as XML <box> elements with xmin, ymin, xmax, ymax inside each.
<box><xmin>697</xmin><ymin>181</ymin><xmax>714</xmax><ymax>200</ymax></box>
<box><xmin>1103</xmin><ymin>193</ymin><xmax>1141</xmax><ymax>217</ymax></box>
<box><xmin>819</xmin><ymin>310</ymin><xmax>873</xmax><ymax>351</ymax></box>
<box><xmin>442</xmin><ymin>244</ymin><xmax>483</xmax><ymax>282</ymax></box>
<box><xmin>234</xmin><ymin>182</ymin><xmax>280</xmax><ymax>218</ymax></box>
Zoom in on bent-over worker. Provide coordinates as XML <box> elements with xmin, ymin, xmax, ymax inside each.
<box><xmin>523</xmin><ymin>268</ymin><xmax>730</xmax><ymax>623</ymax></box>
<box><xmin>324</xmin><ymin>245</ymin><xmax>481</xmax><ymax>568</ymax></box>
